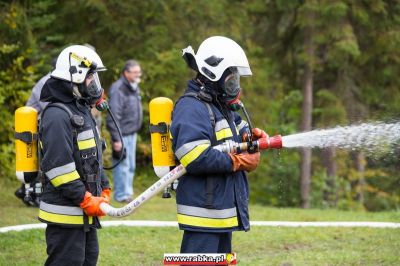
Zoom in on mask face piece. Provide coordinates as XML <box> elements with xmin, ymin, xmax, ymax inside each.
<box><xmin>218</xmin><ymin>68</ymin><xmax>242</xmax><ymax>111</ymax></box>
<box><xmin>80</xmin><ymin>72</ymin><xmax>103</xmax><ymax>105</ymax></box>
<box><xmin>223</xmin><ymin>69</ymin><xmax>240</xmax><ymax>101</ymax></box>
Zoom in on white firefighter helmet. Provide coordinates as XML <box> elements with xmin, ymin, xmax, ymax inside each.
<box><xmin>183</xmin><ymin>36</ymin><xmax>252</xmax><ymax>82</ymax></box>
<box><xmin>51</xmin><ymin>45</ymin><xmax>106</xmax><ymax>84</ymax></box>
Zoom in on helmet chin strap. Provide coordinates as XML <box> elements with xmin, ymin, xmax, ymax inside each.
<box><xmin>72</xmin><ymin>85</ymin><xmax>82</xmax><ymax>98</ymax></box>
<box><xmin>72</xmin><ymin>84</ymin><xmax>92</xmax><ymax>106</ymax></box>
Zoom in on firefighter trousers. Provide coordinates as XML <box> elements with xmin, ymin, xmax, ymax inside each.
<box><xmin>180</xmin><ymin>230</ymin><xmax>232</xmax><ymax>253</ymax></box>
<box><xmin>45</xmin><ymin>224</ymin><xmax>99</xmax><ymax>266</ymax></box>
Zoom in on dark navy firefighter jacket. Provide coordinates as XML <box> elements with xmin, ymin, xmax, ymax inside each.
<box><xmin>38</xmin><ymin>78</ymin><xmax>110</xmax><ymax>228</ymax></box>
<box><xmin>171</xmin><ymin>80</ymin><xmax>251</xmax><ymax>233</ymax></box>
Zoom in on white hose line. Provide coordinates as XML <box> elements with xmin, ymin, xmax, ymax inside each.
<box><xmin>250</xmin><ymin>221</ymin><xmax>400</xmax><ymax>228</ymax></box>
<box><xmin>0</xmin><ymin>223</ymin><xmax>47</xmax><ymax>232</ymax></box>
<box><xmin>1</xmin><ymin>220</ymin><xmax>400</xmax><ymax>233</ymax></box>
<box><xmin>100</xmin><ymin>164</ymin><xmax>187</xmax><ymax>217</ymax></box>
<box><xmin>99</xmin><ymin>140</ymin><xmax>259</xmax><ymax>217</ymax></box>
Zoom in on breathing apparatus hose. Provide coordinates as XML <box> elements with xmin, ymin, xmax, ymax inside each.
<box><xmin>239</xmin><ymin>101</ymin><xmax>260</xmax><ymax>153</ymax></box>
<box><xmin>100</xmin><ymin>135</ymin><xmax>282</xmax><ymax>217</ymax></box>
<box><xmin>239</xmin><ymin>101</ymin><xmax>253</xmax><ymax>135</ymax></box>
<box><xmin>102</xmin><ymin>107</ymin><xmax>125</xmax><ymax>170</ymax></box>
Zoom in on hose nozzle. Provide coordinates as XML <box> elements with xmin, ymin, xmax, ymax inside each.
<box><xmin>258</xmin><ymin>135</ymin><xmax>282</xmax><ymax>150</ymax></box>
<box><xmin>214</xmin><ymin>134</ymin><xmax>283</xmax><ymax>154</ymax></box>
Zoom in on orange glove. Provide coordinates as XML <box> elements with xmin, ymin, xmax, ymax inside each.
<box><xmin>101</xmin><ymin>188</ymin><xmax>111</xmax><ymax>203</ymax></box>
<box><xmin>251</xmin><ymin>128</ymin><xmax>268</xmax><ymax>140</ymax></box>
<box><xmin>242</xmin><ymin>128</ymin><xmax>268</xmax><ymax>141</ymax></box>
<box><xmin>80</xmin><ymin>191</ymin><xmax>106</xmax><ymax>217</ymax></box>
<box><xmin>229</xmin><ymin>152</ymin><xmax>261</xmax><ymax>172</ymax></box>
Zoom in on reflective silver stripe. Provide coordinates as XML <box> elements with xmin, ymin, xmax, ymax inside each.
<box><xmin>77</xmin><ymin>129</ymin><xmax>94</xmax><ymax>141</ymax></box>
<box><xmin>177</xmin><ymin>204</ymin><xmax>237</xmax><ymax>219</ymax></box>
<box><xmin>46</xmin><ymin>162</ymin><xmax>76</xmax><ymax>180</ymax></box>
<box><xmin>40</xmin><ymin>201</ymin><xmax>83</xmax><ymax>216</ymax></box>
<box><xmin>237</xmin><ymin>120</ymin><xmax>248</xmax><ymax>132</ymax></box>
<box><xmin>175</xmin><ymin>139</ymin><xmax>211</xmax><ymax>160</ymax></box>
<box><xmin>215</xmin><ymin>119</ymin><xmax>230</xmax><ymax>132</ymax></box>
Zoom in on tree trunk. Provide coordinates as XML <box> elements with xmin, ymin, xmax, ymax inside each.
<box><xmin>300</xmin><ymin>148</ymin><xmax>312</xmax><ymax>208</ymax></box>
<box><xmin>300</xmin><ymin>20</ymin><xmax>314</xmax><ymax>209</ymax></box>
<box><xmin>322</xmin><ymin>147</ymin><xmax>337</xmax><ymax>206</ymax></box>
<box><xmin>353</xmin><ymin>151</ymin><xmax>366</xmax><ymax>205</ymax></box>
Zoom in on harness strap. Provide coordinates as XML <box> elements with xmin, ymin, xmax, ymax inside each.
<box><xmin>14</xmin><ymin>131</ymin><xmax>38</xmax><ymax>143</ymax></box>
<box><xmin>149</xmin><ymin>122</ymin><xmax>169</xmax><ymax>134</ymax></box>
<box><xmin>179</xmin><ymin>92</ymin><xmax>216</xmax><ymax>129</ymax></box>
<box><xmin>42</xmin><ymin>103</ymin><xmax>85</xmax><ymax>179</ymax></box>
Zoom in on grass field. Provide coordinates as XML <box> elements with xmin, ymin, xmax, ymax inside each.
<box><xmin>1</xmin><ymin>179</ymin><xmax>399</xmax><ymax>265</ymax></box>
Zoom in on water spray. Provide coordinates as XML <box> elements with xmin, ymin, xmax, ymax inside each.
<box><xmin>100</xmin><ymin>120</ymin><xmax>400</xmax><ymax>217</ymax></box>
<box><xmin>282</xmin><ymin>122</ymin><xmax>400</xmax><ymax>153</ymax></box>
<box><xmin>100</xmin><ymin>135</ymin><xmax>282</xmax><ymax>217</ymax></box>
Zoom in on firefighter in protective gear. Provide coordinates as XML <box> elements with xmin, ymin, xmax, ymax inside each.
<box><xmin>171</xmin><ymin>36</ymin><xmax>262</xmax><ymax>253</ymax></box>
<box><xmin>38</xmin><ymin>45</ymin><xmax>110</xmax><ymax>266</ymax></box>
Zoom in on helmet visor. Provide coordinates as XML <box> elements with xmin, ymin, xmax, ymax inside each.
<box><xmin>237</xmin><ymin>66</ymin><xmax>252</xmax><ymax>77</ymax></box>
<box><xmin>86</xmin><ymin>72</ymin><xmax>103</xmax><ymax>98</ymax></box>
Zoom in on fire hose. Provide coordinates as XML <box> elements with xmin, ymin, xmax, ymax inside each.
<box><xmin>100</xmin><ymin>135</ymin><xmax>282</xmax><ymax>217</ymax></box>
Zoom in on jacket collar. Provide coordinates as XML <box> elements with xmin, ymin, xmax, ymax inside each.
<box><xmin>40</xmin><ymin>77</ymin><xmax>75</xmax><ymax>103</ymax></box>
<box><xmin>186</xmin><ymin>79</ymin><xmax>202</xmax><ymax>94</ymax></box>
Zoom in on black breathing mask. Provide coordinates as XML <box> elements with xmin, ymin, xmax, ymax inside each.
<box><xmin>79</xmin><ymin>72</ymin><xmax>104</xmax><ymax>105</ymax></box>
<box><xmin>218</xmin><ymin>68</ymin><xmax>242</xmax><ymax>111</ymax></box>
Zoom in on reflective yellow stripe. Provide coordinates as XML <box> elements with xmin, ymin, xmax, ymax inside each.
<box><xmin>215</xmin><ymin>128</ymin><xmax>233</xmax><ymax>141</ymax></box>
<box><xmin>177</xmin><ymin>214</ymin><xmax>238</xmax><ymax>228</ymax></box>
<box><xmin>78</xmin><ymin>138</ymin><xmax>96</xmax><ymax>150</ymax></box>
<box><xmin>180</xmin><ymin>144</ymin><xmax>209</xmax><ymax>167</ymax></box>
<box><xmin>39</xmin><ymin>210</ymin><xmax>93</xmax><ymax>225</ymax></box>
<box><xmin>51</xmin><ymin>170</ymin><xmax>80</xmax><ymax>187</ymax></box>
<box><xmin>237</xmin><ymin>120</ymin><xmax>248</xmax><ymax>132</ymax></box>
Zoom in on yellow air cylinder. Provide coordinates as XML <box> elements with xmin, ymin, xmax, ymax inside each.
<box><xmin>149</xmin><ymin>97</ymin><xmax>176</xmax><ymax>177</ymax></box>
<box><xmin>15</xmin><ymin>106</ymin><xmax>38</xmax><ymax>183</ymax></box>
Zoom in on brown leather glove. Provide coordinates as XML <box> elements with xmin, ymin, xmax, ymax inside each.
<box><xmin>101</xmin><ymin>188</ymin><xmax>111</xmax><ymax>204</ymax></box>
<box><xmin>229</xmin><ymin>152</ymin><xmax>261</xmax><ymax>172</ymax></box>
<box><xmin>80</xmin><ymin>191</ymin><xmax>106</xmax><ymax>217</ymax></box>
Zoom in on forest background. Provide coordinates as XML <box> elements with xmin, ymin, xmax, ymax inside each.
<box><xmin>1</xmin><ymin>0</ymin><xmax>399</xmax><ymax>211</ymax></box>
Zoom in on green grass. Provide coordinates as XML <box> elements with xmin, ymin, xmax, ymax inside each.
<box><xmin>1</xmin><ymin>179</ymin><xmax>399</xmax><ymax>265</ymax></box>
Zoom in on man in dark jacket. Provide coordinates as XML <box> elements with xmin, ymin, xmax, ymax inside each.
<box><xmin>171</xmin><ymin>36</ymin><xmax>264</xmax><ymax>253</ymax></box>
<box><xmin>106</xmin><ymin>60</ymin><xmax>142</xmax><ymax>202</ymax></box>
<box><xmin>38</xmin><ymin>45</ymin><xmax>111</xmax><ymax>266</ymax></box>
